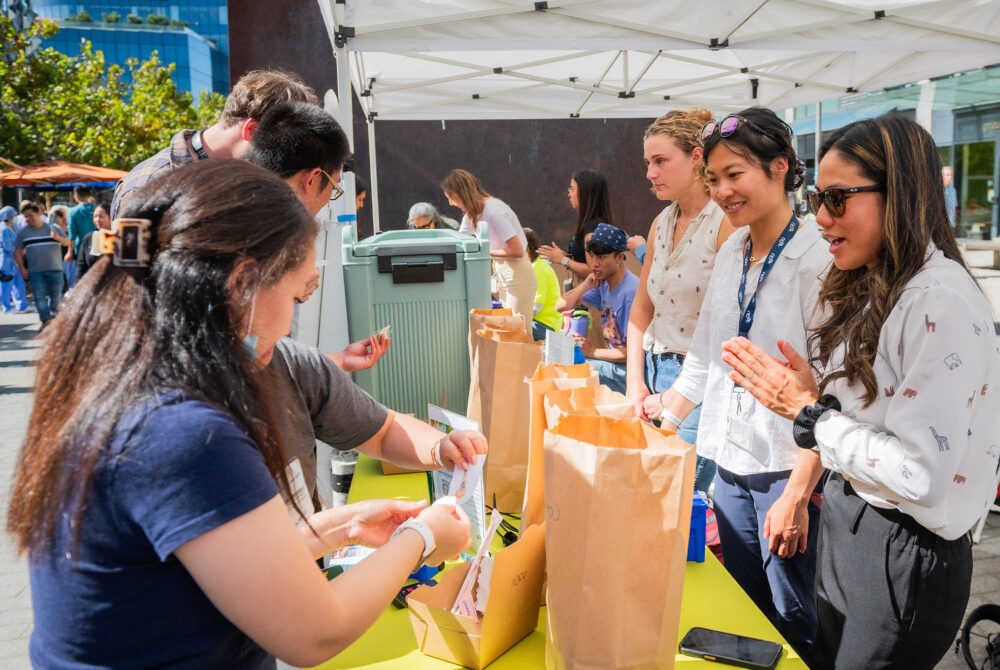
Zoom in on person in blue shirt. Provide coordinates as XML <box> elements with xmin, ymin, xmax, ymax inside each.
<box><xmin>7</xmin><ymin>160</ymin><xmax>476</xmax><ymax>669</ymax></box>
<box><xmin>0</xmin><ymin>205</ymin><xmax>29</xmax><ymax>312</ymax></box>
<box><xmin>556</xmin><ymin>223</ymin><xmax>639</xmax><ymax>394</ymax></box>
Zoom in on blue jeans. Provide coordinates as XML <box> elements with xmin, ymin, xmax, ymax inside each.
<box><xmin>644</xmin><ymin>351</ymin><xmax>715</xmax><ymax>492</ymax></box>
<box><xmin>29</xmin><ymin>270</ymin><xmax>63</xmax><ymax>322</ymax></box>
<box><xmin>586</xmin><ymin>357</ymin><xmax>628</xmax><ymax>395</ymax></box>
<box><xmin>1</xmin><ymin>272</ymin><xmax>29</xmax><ymax>311</ymax></box>
<box><xmin>62</xmin><ymin>259</ymin><xmax>77</xmax><ymax>289</ymax></box>
<box><xmin>713</xmin><ymin>467</ymin><xmax>819</xmax><ymax>664</ymax></box>
<box><xmin>531</xmin><ymin>320</ymin><xmax>554</xmax><ymax>342</ymax></box>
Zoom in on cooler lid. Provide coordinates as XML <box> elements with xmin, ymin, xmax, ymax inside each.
<box><xmin>349</xmin><ymin>228</ymin><xmax>484</xmax><ymax>257</ymax></box>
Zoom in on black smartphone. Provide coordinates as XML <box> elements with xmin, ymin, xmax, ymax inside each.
<box><xmin>679</xmin><ymin>627</ymin><xmax>783</xmax><ymax>669</ymax></box>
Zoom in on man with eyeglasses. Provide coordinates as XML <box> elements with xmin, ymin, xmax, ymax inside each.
<box><xmin>111</xmin><ymin>69</ymin><xmax>318</xmax><ymax>220</ymax></box>
<box><xmin>244</xmin><ymin>100</ymin><xmax>489</xmax><ymax>509</ymax></box>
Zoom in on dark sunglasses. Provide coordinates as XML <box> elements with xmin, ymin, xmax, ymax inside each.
<box><xmin>807</xmin><ymin>185</ymin><xmax>884</xmax><ymax>217</ymax></box>
<box><xmin>700</xmin><ymin>114</ymin><xmax>791</xmax><ymax>142</ymax></box>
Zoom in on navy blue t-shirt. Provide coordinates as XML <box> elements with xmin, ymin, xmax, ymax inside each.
<box><xmin>29</xmin><ymin>391</ymin><xmax>280</xmax><ymax>669</ymax></box>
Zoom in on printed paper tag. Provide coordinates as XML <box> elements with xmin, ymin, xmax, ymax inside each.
<box><xmin>284</xmin><ymin>458</ymin><xmax>315</xmax><ymax>526</ymax></box>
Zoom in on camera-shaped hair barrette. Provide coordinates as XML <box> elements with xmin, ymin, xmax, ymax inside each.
<box><xmin>90</xmin><ymin>218</ymin><xmax>153</xmax><ymax>268</ymax></box>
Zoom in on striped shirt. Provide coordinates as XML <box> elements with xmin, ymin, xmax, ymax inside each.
<box><xmin>15</xmin><ymin>224</ymin><xmax>63</xmax><ymax>273</ymax></box>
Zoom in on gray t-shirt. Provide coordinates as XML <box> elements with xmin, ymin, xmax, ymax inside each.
<box><xmin>267</xmin><ymin>337</ymin><xmax>389</xmax><ymax>495</ymax></box>
<box><xmin>15</xmin><ymin>224</ymin><xmax>63</xmax><ymax>273</ymax></box>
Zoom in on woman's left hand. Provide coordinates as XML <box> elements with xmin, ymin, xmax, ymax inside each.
<box><xmin>339</xmin><ymin>334</ymin><xmax>390</xmax><ymax>372</ymax></box>
<box><xmin>538</xmin><ymin>243</ymin><xmax>565</xmax><ymax>264</ymax></box>
<box><xmin>720</xmin><ymin>337</ymin><xmax>819</xmax><ymax>421</ymax></box>
<box><xmin>437</xmin><ymin>429</ymin><xmax>488</xmax><ymax>471</ymax></box>
<box><xmin>764</xmin><ymin>495</ymin><xmax>810</xmax><ymax>558</ymax></box>
<box><xmin>342</xmin><ymin>499</ymin><xmax>428</xmax><ymax>548</ymax></box>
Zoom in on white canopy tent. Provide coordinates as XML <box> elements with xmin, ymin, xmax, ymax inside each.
<box><xmin>316</xmin><ymin>0</ymin><xmax>1000</xmax><ymax>230</ymax></box>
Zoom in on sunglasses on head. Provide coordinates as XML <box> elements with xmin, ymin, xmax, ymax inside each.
<box><xmin>700</xmin><ymin>114</ymin><xmax>792</xmax><ymax>143</ymax></box>
<box><xmin>807</xmin><ymin>185</ymin><xmax>884</xmax><ymax>217</ymax></box>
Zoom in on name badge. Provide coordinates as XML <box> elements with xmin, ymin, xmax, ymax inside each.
<box><xmin>726</xmin><ymin>386</ymin><xmax>769</xmax><ymax>466</ymax></box>
<box><xmin>285</xmin><ymin>458</ymin><xmax>315</xmax><ymax>526</ymax></box>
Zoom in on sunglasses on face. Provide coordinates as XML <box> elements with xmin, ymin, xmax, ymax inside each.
<box><xmin>807</xmin><ymin>185</ymin><xmax>884</xmax><ymax>217</ymax></box>
<box><xmin>318</xmin><ymin>169</ymin><xmax>345</xmax><ymax>201</ymax></box>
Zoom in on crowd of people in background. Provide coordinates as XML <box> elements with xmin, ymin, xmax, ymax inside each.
<box><xmin>2</xmin><ymin>64</ymin><xmax>998</xmax><ymax>670</ymax></box>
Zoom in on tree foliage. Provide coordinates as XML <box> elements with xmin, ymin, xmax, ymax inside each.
<box><xmin>0</xmin><ymin>17</ymin><xmax>226</xmax><ymax>170</ymax></box>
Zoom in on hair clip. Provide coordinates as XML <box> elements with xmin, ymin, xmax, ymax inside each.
<box><xmin>91</xmin><ymin>219</ymin><xmax>153</xmax><ymax>268</ymax></box>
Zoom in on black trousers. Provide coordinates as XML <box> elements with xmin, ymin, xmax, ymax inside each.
<box><xmin>811</xmin><ymin>473</ymin><xmax>972</xmax><ymax>669</ymax></box>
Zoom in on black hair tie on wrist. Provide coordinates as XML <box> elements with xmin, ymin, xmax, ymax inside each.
<box><xmin>792</xmin><ymin>394</ymin><xmax>841</xmax><ymax>448</ymax></box>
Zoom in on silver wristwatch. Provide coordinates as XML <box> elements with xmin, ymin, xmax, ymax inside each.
<box><xmin>392</xmin><ymin>518</ymin><xmax>436</xmax><ymax>565</ymax></box>
<box><xmin>561</xmin><ymin>256</ymin><xmax>570</xmax><ymax>267</ymax></box>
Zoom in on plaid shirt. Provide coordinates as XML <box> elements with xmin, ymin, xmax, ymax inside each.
<box><xmin>110</xmin><ymin>129</ymin><xmax>199</xmax><ymax>220</ymax></box>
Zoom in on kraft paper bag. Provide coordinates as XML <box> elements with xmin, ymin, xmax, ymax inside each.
<box><xmin>468</xmin><ymin>308</ymin><xmax>527</xmax><ymax>368</ymax></box>
<box><xmin>520</xmin><ymin>363</ymin><xmax>598</xmax><ymax>533</ymax></box>
<box><xmin>406</xmin><ymin>523</ymin><xmax>546</xmax><ymax>670</ymax></box>
<box><xmin>467</xmin><ymin>327</ymin><xmax>542</xmax><ymax>512</ymax></box>
<box><xmin>543</xmin><ymin>414</ymin><xmax>695</xmax><ymax>670</ymax></box>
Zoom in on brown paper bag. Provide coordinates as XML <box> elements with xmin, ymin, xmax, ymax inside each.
<box><xmin>467</xmin><ymin>327</ymin><xmax>542</xmax><ymax>512</ymax></box>
<box><xmin>543</xmin><ymin>414</ymin><xmax>695</xmax><ymax>670</ymax></box>
<box><xmin>468</xmin><ymin>308</ymin><xmax>527</xmax><ymax>368</ymax></box>
<box><xmin>406</xmin><ymin>523</ymin><xmax>546</xmax><ymax>670</ymax></box>
<box><xmin>520</xmin><ymin>363</ymin><xmax>598</xmax><ymax>533</ymax></box>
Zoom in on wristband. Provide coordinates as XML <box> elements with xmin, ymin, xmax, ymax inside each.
<box><xmin>659</xmin><ymin>408</ymin><xmax>684</xmax><ymax>428</ymax></box>
<box><xmin>391</xmin><ymin>518</ymin><xmax>436</xmax><ymax>570</ymax></box>
<box><xmin>561</xmin><ymin>256</ymin><xmax>570</xmax><ymax>267</ymax></box>
<box><xmin>792</xmin><ymin>394</ymin><xmax>841</xmax><ymax>448</ymax></box>
<box><xmin>431</xmin><ymin>438</ymin><xmax>445</xmax><ymax>468</ymax></box>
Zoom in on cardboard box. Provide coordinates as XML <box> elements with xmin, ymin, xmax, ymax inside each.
<box><xmin>380</xmin><ymin>460</ymin><xmax>426</xmax><ymax>475</ymax></box>
<box><xmin>406</xmin><ymin>523</ymin><xmax>545</xmax><ymax>669</ymax></box>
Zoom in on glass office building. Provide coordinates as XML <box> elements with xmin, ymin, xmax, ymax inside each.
<box><xmin>32</xmin><ymin>1</ymin><xmax>229</xmax><ymax>94</ymax></box>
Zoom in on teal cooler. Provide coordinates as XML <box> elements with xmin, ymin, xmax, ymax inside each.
<box><xmin>342</xmin><ymin>225</ymin><xmax>492</xmax><ymax>419</ymax></box>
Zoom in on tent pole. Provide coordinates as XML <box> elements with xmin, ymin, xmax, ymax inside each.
<box><xmin>814</xmin><ymin>103</ymin><xmax>822</xmax><ymax>176</ymax></box>
<box><xmin>334</xmin><ymin>6</ymin><xmax>356</xmax><ymax>217</ymax></box>
<box><xmin>367</xmin><ymin>118</ymin><xmax>380</xmax><ymax>233</ymax></box>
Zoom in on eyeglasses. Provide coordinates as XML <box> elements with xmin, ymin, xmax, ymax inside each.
<box><xmin>807</xmin><ymin>185</ymin><xmax>884</xmax><ymax>217</ymax></box>
<box><xmin>318</xmin><ymin>169</ymin><xmax>344</xmax><ymax>201</ymax></box>
<box><xmin>700</xmin><ymin>114</ymin><xmax>792</xmax><ymax>143</ymax></box>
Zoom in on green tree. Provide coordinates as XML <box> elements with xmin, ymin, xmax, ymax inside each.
<box><xmin>0</xmin><ymin>17</ymin><xmax>226</xmax><ymax>170</ymax></box>
<box><xmin>126</xmin><ymin>14</ymin><xmax>142</xmax><ymax>25</ymax></box>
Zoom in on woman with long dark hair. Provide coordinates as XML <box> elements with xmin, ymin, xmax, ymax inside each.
<box><xmin>654</xmin><ymin>107</ymin><xmax>828</xmax><ymax>662</ymax></box>
<box><xmin>539</xmin><ymin>168</ymin><xmax>614</xmax><ymax>280</ymax></box>
<box><xmin>442</xmin><ymin>168</ymin><xmax>536</xmax><ymax>333</ymax></box>
<box><xmin>721</xmin><ymin>113</ymin><xmax>999</xmax><ymax>668</ymax></box>
<box><xmin>8</xmin><ymin>159</ymin><xmax>471</xmax><ymax>668</ymax></box>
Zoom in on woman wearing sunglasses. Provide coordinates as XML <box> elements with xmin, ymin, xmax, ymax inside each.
<box><xmin>655</xmin><ymin>107</ymin><xmax>830</xmax><ymax>662</ymax></box>
<box><xmin>443</xmin><ymin>168</ymin><xmax>536</xmax><ymax>334</ymax></box>
<box><xmin>625</xmin><ymin>108</ymin><xmax>736</xmax><ymax>493</ymax></box>
<box><xmin>721</xmin><ymin>113</ymin><xmax>999</xmax><ymax>667</ymax></box>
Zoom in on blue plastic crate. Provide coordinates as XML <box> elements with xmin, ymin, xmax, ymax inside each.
<box><xmin>688</xmin><ymin>490</ymin><xmax>708</xmax><ymax>562</ymax></box>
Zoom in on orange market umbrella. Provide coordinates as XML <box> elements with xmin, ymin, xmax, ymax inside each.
<box><xmin>0</xmin><ymin>159</ymin><xmax>127</xmax><ymax>189</ymax></box>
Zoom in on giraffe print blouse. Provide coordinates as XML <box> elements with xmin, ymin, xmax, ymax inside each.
<box><xmin>814</xmin><ymin>247</ymin><xmax>1000</xmax><ymax>540</ymax></box>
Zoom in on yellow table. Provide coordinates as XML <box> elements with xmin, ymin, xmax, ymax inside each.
<box><xmin>313</xmin><ymin>455</ymin><xmax>806</xmax><ymax>669</ymax></box>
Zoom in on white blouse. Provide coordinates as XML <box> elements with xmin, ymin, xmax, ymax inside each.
<box><xmin>673</xmin><ymin>222</ymin><xmax>830</xmax><ymax>475</ymax></box>
<box><xmin>814</xmin><ymin>248</ymin><xmax>1000</xmax><ymax>540</ymax></box>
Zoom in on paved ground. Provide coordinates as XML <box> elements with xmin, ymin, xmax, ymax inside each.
<box><xmin>0</xmin><ymin>250</ymin><xmax>998</xmax><ymax>668</ymax></box>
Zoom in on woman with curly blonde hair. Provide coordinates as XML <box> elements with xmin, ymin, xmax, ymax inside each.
<box><xmin>625</xmin><ymin>107</ymin><xmax>736</xmax><ymax>492</ymax></box>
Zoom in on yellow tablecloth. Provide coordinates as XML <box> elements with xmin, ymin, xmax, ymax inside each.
<box><xmin>312</xmin><ymin>455</ymin><xmax>806</xmax><ymax>669</ymax></box>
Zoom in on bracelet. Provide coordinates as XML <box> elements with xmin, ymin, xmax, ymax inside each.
<box><xmin>430</xmin><ymin>438</ymin><xmax>445</xmax><ymax>468</ymax></box>
<box><xmin>792</xmin><ymin>394</ymin><xmax>841</xmax><ymax>448</ymax></box>
<box><xmin>659</xmin><ymin>409</ymin><xmax>684</xmax><ymax>428</ymax></box>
